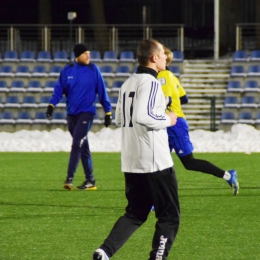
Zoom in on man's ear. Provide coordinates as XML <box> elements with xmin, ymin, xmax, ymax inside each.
<box><xmin>150</xmin><ymin>54</ymin><xmax>157</xmax><ymax>63</ymax></box>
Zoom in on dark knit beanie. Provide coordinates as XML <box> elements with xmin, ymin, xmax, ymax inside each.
<box><xmin>73</xmin><ymin>43</ymin><xmax>89</xmax><ymax>58</ymax></box>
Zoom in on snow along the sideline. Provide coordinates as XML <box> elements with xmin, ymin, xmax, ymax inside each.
<box><xmin>0</xmin><ymin>124</ymin><xmax>259</xmax><ymax>153</ymax></box>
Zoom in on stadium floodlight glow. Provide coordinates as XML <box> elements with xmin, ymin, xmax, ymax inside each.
<box><xmin>67</xmin><ymin>12</ymin><xmax>77</xmax><ymax>21</ymax></box>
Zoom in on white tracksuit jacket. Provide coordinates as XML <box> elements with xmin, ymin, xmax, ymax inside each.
<box><xmin>115</xmin><ymin>71</ymin><xmax>173</xmax><ymax>173</ymax></box>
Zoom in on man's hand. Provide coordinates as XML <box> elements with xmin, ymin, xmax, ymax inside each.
<box><xmin>168</xmin><ymin>112</ymin><xmax>177</xmax><ymax>126</ymax></box>
<box><xmin>104</xmin><ymin>112</ymin><xmax>112</xmax><ymax>127</ymax></box>
<box><xmin>46</xmin><ymin>104</ymin><xmax>54</xmax><ymax>119</ymax></box>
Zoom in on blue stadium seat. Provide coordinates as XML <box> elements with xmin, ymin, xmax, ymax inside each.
<box><xmin>48</xmin><ymin>65</ymin><xmax>62</xmax><ymax>77</ymax></box>
<box><xmin>238</xmin><ymin>111</ymin><xmax>255</xmax><ymax>124</ymax></box>
<box><xmin>240</xmin><ymin>96</ymin><xmax>258</xmax><ymax>108</ymax></box>
<box><xmin>27</xmin><ymin>80</ymin><xmax>42</xmax><ymax>93</ymax></box>
<box><xmin>115</xmin><ymin>65</ymin><xmax>131</xmax><ymax>77</ymax></box>
<box><xmin>4</xmin><ymin>96</ymin><xmax>20</xmax><ymax>108</ymax></box>
<box><xmin>90</xmin><ymin>50</ymin><xmax>102</xmax><ymax>62</ymax></box>
<box><xmin>119</xmin><ymin>51</ymin><xmax>135</xmax><ymax>62</ymax></box>
<box><xmin>111</xmin><ymin>80</ymin><xmax>124</xmax><ymax>93</ymax></box>
<box><xmin>247</xmin><ymin>65</ymin><xmax>260</xmax><ymax>76</ymax></box>
<box><xmin>16</xmin><ymin>111</ymin><xmax>33</xmax><ymax>124</ymax></box>
<box><xmin>53</xmin><ymin>51</ymin><xmax>69</xmax><ymax>62</ymax></box>
<box><xmin>15</xmin><ymin>65</ymin><xmax>31</xmax><ymax>77</ymax></box>
<box><xmin>255</xmin><ymin>112</ymin><xmax>260</xmax><ymax>124</ymax></box>
<box><xmin>20</xmin><ymin>50</ymin><xmax>36</xmax><ymax>62</ymax></box>
<box><xmin>38</xmin><ymin>96</ymin><xmax>51</xmax><ymax>108</ymax></box>
<box><xmin>224</xmin><ymin>96</ymin><xmax>240</xmax><ymax>108</ymax></box>
<box><xmin>43</xmin><ymin>80</ymin><xmax>56</xmax><ymax>93</ymax></box>
<box><xmin>230</xmin><ymin>65</ymin><xmax>245</xmax><ymax>77</ymax></box>
<box><xmin>0</xmin><ymin>52</ymin><xmax>2</xmax><ymax>62</ymax></box>
<box><xmin>220</xmin><ymin>112</ymin><xmax>237</xmax><ymax>124</ymax></box>
<box><xmin>168</xmin><ymin>65</ymin><xmax>180</xmax><ymax>77</ymax></box>
<box><xmin>9</xmin><ymin>80</ymin><xmax>25</xmax><ymax>93</ymax></box>
<box><xmin>227</xmin><ymin>81</ymin><xmax>243</xmax><ymax>93</ymax></box>
<box><xmin>249</xmin><ymin>50</ymin><xmax>260</xmax><ymax>61</ymax></box>
<box><xmin>4</xmin><ymin>50</ymin><xmax>19</xmax><ymax>62</ymax></box>
<box><xmin>37</xmin><ymin>51</ymin><xmax>52</xmax><ymax>62</ymax></box>
<box><xmin>103</xmin><ymin>51</ymin><xmax>118</xmax><ymax>62</ymax></box>
<box><xmin>232</xmin><ymin>50</ymin><xmax>247</xmax><ymax>62</ymax></box>
<box><xmin>244</xmin><ymin>80</ymin><xmax>259</xmax><ymax>93</ymax></box>
<box><xmin>51</xmin><ymin>112</ymin><xmax>67</xmax><ymax>124</ymax></box>
<box><xmin>33</xmin><ymin>112</ymin><xmax>49</xmax><ymax>124</ymax></box>
<box><xmin>31</xmin><ymin>65</ymin><xmax>48</xmax><ymax>77</ymax></box>
<box><xmin>0</xmin><ymin>111</ymin><xmax>15</xmax><ymax>124</ymax></box>
<box><xmin>21</xmin><ymin>96</ymin><xmax>37</xmax><ymax>108</ymax></box>
<box><xmin>0</xmin><ymin>65</ymin><xmax>14</xmax><ymax>77</ymax></box>
<box><xmin>173</xmin><ymin>51</ymin><xmax>184</xmax><ymax>62</ymax></box>
<box><xmin>109</xmin><ymin>96</ymin><xmax>118</xmax><ymax>107</ymax></box>
<box><xmin>0</xmin><ymin>80</ymin><xmax>8</xmax><ymax>92</ymax></box>
<box><xmin>100</xmin><ymin>65</ymin><xmax>115</xmax><ymax>77</ymax></box>
<box><xmin>0</xmin><ymin>97</ymin><xmax>3</xmax><ymax>108</ymax></box>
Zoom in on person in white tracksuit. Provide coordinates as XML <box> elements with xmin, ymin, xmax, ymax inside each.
<box><xmin>93</xmin><ymin>39</ymin><xmax>180</xmax><ymax>260</ymax></box>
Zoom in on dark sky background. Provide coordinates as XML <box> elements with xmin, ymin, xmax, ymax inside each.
<box><xmin>0</xmin><ymin>0</ymin><xmax>183</xmax><ymax>25</ymax></box>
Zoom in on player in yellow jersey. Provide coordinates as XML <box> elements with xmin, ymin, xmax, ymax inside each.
<box><xmin>157</xmin><ymin>47</ymin><xmax>239</xmax><ymax>195</ymax></box>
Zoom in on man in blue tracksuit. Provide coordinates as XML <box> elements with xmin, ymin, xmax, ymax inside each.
<box><xmin>46</xmin><ymin>43</ymin><xmax>112</xmax><ymax>190</ymax></box>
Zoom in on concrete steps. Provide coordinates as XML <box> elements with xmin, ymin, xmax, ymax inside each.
<box><xmin>179</xmin><ymin>60</ymin><xmax>231</xmax><ymax>130</ymax></box>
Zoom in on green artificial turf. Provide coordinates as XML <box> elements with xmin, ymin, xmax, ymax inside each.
<box><xmin>0</xmin><ymin>152</ymin><xmax>259</xmax><ymax>259</ymax></box>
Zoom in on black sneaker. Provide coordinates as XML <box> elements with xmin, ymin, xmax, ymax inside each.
<box><xmin>77</xmin><ymin>180</ymin><xmax>97</xmax><ymax>190</ymax></box>
<box><xmin>63</xmin><ymin>178</ymin><xmax>73</xmax><ymax>190</ymax></box>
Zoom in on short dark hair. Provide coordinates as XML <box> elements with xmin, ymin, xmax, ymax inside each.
<box><xmin>137</xmin><ymin>39</ymin><xmax>160</xmax><ymax>66</ymax></box>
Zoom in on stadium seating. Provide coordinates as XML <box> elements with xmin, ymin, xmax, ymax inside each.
<box><xmin>232</xmin><ymin>50</ymin><xmax>247</xmax><ymax>62</ymax></box>
<box><xmin>244</xmin><ymin>80</ymin><xmax>259</xmax><ymax>93</ymax></box>
<box><xmin>247</xmin><ymin>65</ymin><xmax>260</xmax><ymax>76</ymax></box>
<box><xmin>37</xmin><ymin>51</ymin><xmax>52</xmax><ymax>62</ymax></box>
<box><xmin>237</xmin><ymin>111</ymin><xmax>255</xmax><ymax>124</ymax></box>
<box><xmin>227</xmin><ymin>81</ymin><xmax>243</xmax><ymax>93</ymax></box>
<box><xmin>15</xmin><ymin>65</ymin><xmax>31</xmax><ymax>77</ymax></box>
<box><xmin>109</xmin><ymin>96</ymin><xmax>118</xmax><ymax>107</ymax></box>
<box><xmin>100</xmin><ymin>65</ymin><xmax>114</xmax><ymax>77</ymax></box>
<box><xmin>90</xmin><ymin>50</ymin><xmax>102</xmax><ymax>62</ymax></box>
<box><xmin>223</xmin><ymin>96</ymin><xmax>240</xmax><ymax>108</ymax></box>
<box><xmin>43</xmin><ymin>80</ymin><xmax>56</xmax><ymax>93</ymax></box>
<box><xmin>220</xmin><ymin>112</ymin><xmax>237</xmax><ymax>124</ymax></box>
<box><xmin>21</xmin><ymin>96</ymin><xmax>37</xmax><ymax>109</ymax></box>
<box><xmin>111</xmin><ymin>80</ymin><xmax>124</xmax><ymax>93</ymax></box>
<box><xmin>38</xmin><ymin>96</ymin><xmax>51</xmax><ymax>108</ymax></box>
<box><xmin>4</xmin><ymin>96</ymin><xmax>20</xmax><ymax>108</ymax></box>
<box><xmin>16</xmin><ymin>111</ymin><xmax>33</xmax><ymax>123</ymax></box>
<box><xmin>27</xmin><ymin>80</ymin><xmax>42</xmax><ymax>93</ymax></box>
<box><xmin>48</xmin><ymin>65</ymin><xmax>62</xmax><ymax>77</ymax></box>
<box><xmin>115</xmin><ymin>65</ymin><xmax>131</xmax><ymax>77</ymax></box>
<box><xmin>56</xmin><ymin>96</ymin><xmax>66</xmax><ymax>108</ymax></box>
<box><xmin>20</xmin><ymin>50</ymin><xmax>36</xmax><ymax>62</ymax></box>
<box><xmin>240</xmin><ymin>96</ymin><xmax>258</xmax><ymax>108</ymax></box>
<box><xmin>168</xmin><ymin>65</ymin><xmax>181</xmax><ymax>77</ymax></box>
<box><xmin>173</xmin><ymin>51</ymin><xmax>184</xmax><ymax>62</ymax></box>
<box><xmin>103</xmin><ymin>51</ymin><xmax>118</xmax><ymax>62</ymax></box>
<box><xmin>31</xmin><ymin>65</ymin><xmax>48</xmax><ymax>77</ymax></box>
<box><xmin>230</xmin><ymin>65</ymin><xmax>246</xmax><ymax>77</ymax></box>
<box><xmin>255</xmin><ymin>112</ymin><xmax>260</xmax><ymax>125</ymax></box>
<box><xmin>9</xmin><ymin>80</ymin><xmax>25</xmax><ymax>93</ymax></box>
<box><xmin>4</xmin><ymin>50</ymin><xmax>19</xmax><ymax>62</ymax></box>
<box><xmin>249</xmin><ymin>50</ymin><xmax>260</xmax><ymax>61</ymax></box>
<box><xmin>33</xmin><ymin>112</ymin><xmax>49</xmax><ymax>124</ymax></box>
<box><xmin>119</xmin><ymin>51</ymin><xmax>135</xmax><ymax>62</ymax></box>
<box><xmin>0</xmin><ymin>65</ymin><xmax>14</xmax><ymax>77</ymax></box>
<box><xmin>50</xmin><ymin>112</ymin><xmax>67</xmax><ymax>124</ymax></box>
<box><xmin>0</xmin><ymin>80</ymin><xmax>8</xmax><ymax>92</ymax></box>
<box><xmin>53</xmin><ymin>51</ymin><xmax>69</xmax><ymax>62</ymax></box>
<box><xmin>0</xmin><ymin>111</ymin><xmax>15</xmax><ymax>123</ymax></box>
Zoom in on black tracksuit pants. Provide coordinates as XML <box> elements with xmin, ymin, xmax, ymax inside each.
<box><xmin>100</xmin><ymin>167</ymin><xmax>180</xmax><ymax>260</ymax></box>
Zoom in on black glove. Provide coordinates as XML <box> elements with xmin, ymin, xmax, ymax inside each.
<box><xmin>104</xmin><ymin>112</ymin><xmax>112</xmax><ymax>127</ymax></box>
<box><xmin>46</xmin><ymin>104</ymin><xmax>54</xmax><ymax>119</ymax></box>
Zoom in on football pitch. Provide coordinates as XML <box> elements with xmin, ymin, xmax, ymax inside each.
<box><xmin>1</xmin><ymin>152</ymin><xmax>260</xmax><ymax>260</ymax></box>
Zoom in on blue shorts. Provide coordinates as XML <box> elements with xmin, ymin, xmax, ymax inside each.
<box><xmin>167</xmin><ymin>117</ymin><xmax>194</xmax><ymax>156</ymax></box>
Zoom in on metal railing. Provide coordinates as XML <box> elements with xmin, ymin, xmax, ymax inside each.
<box><xmin>0</xmin><ymin>24</ymin><xmax>184</xmax><ymax>57</ymax></box>
<box><xmin>236</xmin><ymin>23</ymin><xmax>260</xmax><ymax>51</ymax></box>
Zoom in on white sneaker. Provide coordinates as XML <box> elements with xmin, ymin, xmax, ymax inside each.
<box><xmin>93</xmin><ymin>248</ymin><xmax>109</xmax><ymax>260</ymax></box>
